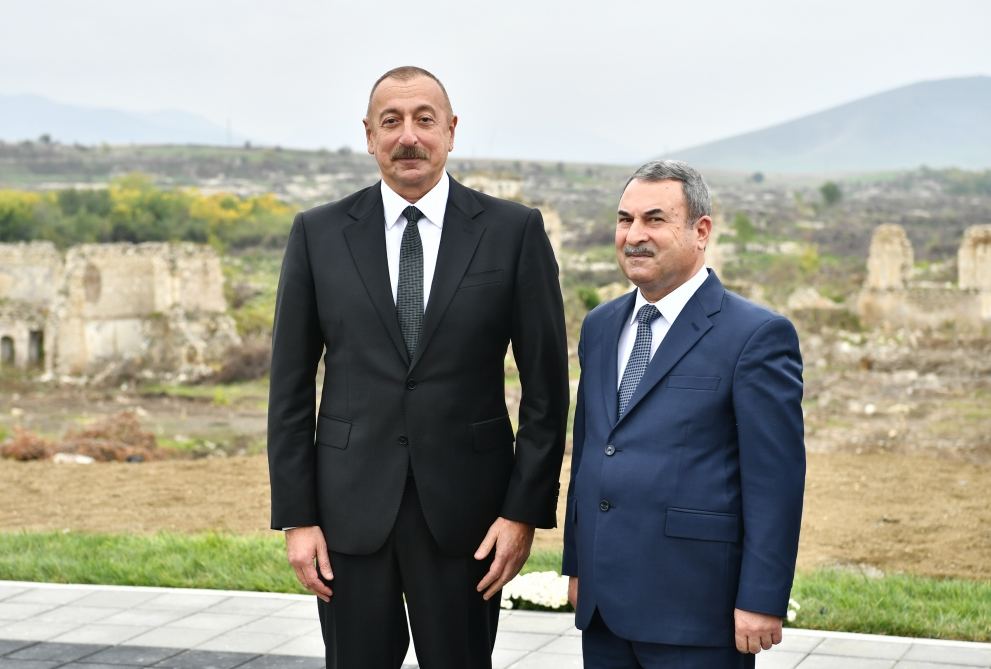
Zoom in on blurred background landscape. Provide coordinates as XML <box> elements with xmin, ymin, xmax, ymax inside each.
<box><xmin>0</xmin><ymin>0</ymin><xmax>989</xmax><ymax>640</ymax></box>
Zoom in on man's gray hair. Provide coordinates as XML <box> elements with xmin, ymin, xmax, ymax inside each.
<box><xmin>626</xmin><ymin>160</ymin><xmax>711</xmax><ymax>225</ymax></box>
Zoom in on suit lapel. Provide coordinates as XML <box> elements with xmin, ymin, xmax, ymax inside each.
<box><xmin>342</xmin><ymin>185</ymin><xmax>409</xmax><ymax>366</ymax></box>
<box><xmin>599</xmin><ymin>291</ymin><xmax>636</xmax><ymax>429</ymax></box>
<box><xmin>615</xmin><ymin>272</ymin><xmax>724</xmax><ymax>425</ymax></box>
<box><xmin>410</xmin><ymin>178</ymin><xmax>484</xmax><ymax>370</ymax></box>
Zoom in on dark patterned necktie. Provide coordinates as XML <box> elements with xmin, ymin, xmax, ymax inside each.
<box><xmin>617</xmin><ymin>304</ymin><xmax>661</xmax><ymax>416</ymax></box>
<box><xmin>396</xmin><ymin>206</ymin><xmax>424</xmax><ymax>360</ymax></box>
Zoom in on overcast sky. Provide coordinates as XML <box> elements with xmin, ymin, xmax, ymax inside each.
<box><xmin>2</xmin><ymin>0</ymin><xmax>989</xmax><ymax>164</ymax></box>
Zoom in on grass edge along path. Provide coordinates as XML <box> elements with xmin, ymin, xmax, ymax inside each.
<box><xmin>0</xmin><ymin>532</ymin><xmax>988</xmax><ymax>642</ymax></box>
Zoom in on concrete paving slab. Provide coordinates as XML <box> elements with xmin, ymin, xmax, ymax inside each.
<box><xmin>507</xmin><ymin>652</ymin><xmax>584</xmax><ymax>668</ymax></box>
<box><xmin>797</xmin><ymin>656</ymin><xmax>896</xmax><ymax>669</ymax></box>
<box><xmin>205</xmin><ymin>598</ymin><xmax>295</xmax><ymax>616</ymax></box>
<box><xmin>0</xmin><ymin>620</ymin><xmax>81</xmax><ymax>641</ymax></box>
<box><xmin>50</xmin><ymin>624</ymin><xmax>150</xmax><ymax>645</ymax></box>
<box><xmin>236</xmin><ymin>615</ymin><xmax>321</xmax><ymax>636</ymax></box>
<box><xmin>163</xmin><ymin>612</ymin><xmax>257</xmax><ymax>632</ymax></box>
<box><xmin>2</xmin><ymin>582</ymin><xmax>991</xmax><ymax>669</ymax></box>
<box><xmin>490</xmin><ymin>647</ymin><xmax>528</xmax><ymax>668</ymax></box>
<box><xmin>72</xmin><ymin>591</ymin><xmax>161</xmax><ymax>610</ymax></box>
<box><xmin>140</xmin><ymin>593</ymin><xmax>228</xmax><ymax>611</ymax></box>
<box><xmin>0</xmin><ymin>589</ymin><xmax>29</xmax><ymax>603</ymax></box>
<box><xmin>493</xmin><ymin>631</ymin><xmax>556</xmax><ymax>651</ymax></box>
<box><xmin>815</xmin><ymin>637</ymin><xmax>911</xmax><ymax>660</ymax></box>
<box><xmin>194</xmin><ymin>630</ymin><xmax>298</xmax><ymax>655</ymax></box>
<box><xmin>0</xmin><ymin>659</ymin><xmax>60</xmax><ymax>668</ymax></box>
<box><xmin>265</xmin><ymin>635</ymin><xmax>324</xmax><ymax>658</ymax></box>
<box><xmin>236</xmin><ymin>654</ymin><xmax>325</xmax><ymax>669</ymax></box>
<box><xmin>5</xmin><ymin>589</ymin><xmax>91</xmax><ymax>606</ymax></box>
<box><xmin>895</xmin><ymin>662</ymin><xmax>991</xmax><ymax>669</ymax></box>
<box><xmin>77</xmin><ymin>644</ymin><xmax>183</xmax><ymax>666</ymax></box>
<box><xmin>98</xmin><ymin>610</ymin><xmax>188</xmax><ymax>627</ymax></box>
<box><xmin>7</xmin><ymin>642</ymin><xmax>104</xmax><ymax>663</ymax></box>
<box><xmin>757</xmin><ymin>650</ymin><xmax>808</xmax><ymax>669</ymax></box>
<box><xmin>0</xmin><ymin>606</ymin><xmax>54</xmax><ymax>624</ymax></box>
<box><xmin>902</xmin><ymin>643</ymin><xmax>991</xmax><ymax>665</ymax></box>
<box><xmin>31</xmin><ymin>606</ymin><xmax>122</xmax><ymax>625</ymax></box>
<box><xmin>116</xmin><ymin>627</ymin><xmax>221</xmax><ymax>649</ymax></box>
<box><xmin>151</xmin><ymin>649</ymin><xmax>257</xmax><ymax>669</ymax></box>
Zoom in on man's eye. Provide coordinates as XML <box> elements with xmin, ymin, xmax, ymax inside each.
<box><xmin>382</xmin><ymin>118</ymin><xmax>399</xmax><ymax>126</ymax></box>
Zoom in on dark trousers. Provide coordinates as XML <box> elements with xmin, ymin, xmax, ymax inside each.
<box><xmin>317</xmin><ymin>478</ymin><xmax>501</xmax><ymax>669</ymax></box>
<box><xmin>583</xmin><ymin>609</ymin><xmax>755</xmax><ymax>669</ymax></box>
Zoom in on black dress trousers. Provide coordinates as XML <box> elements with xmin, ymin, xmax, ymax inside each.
<box><xmin>317</xmin><ymin>477</ymin><xmax>501</xmax><ymax>669</ymax></box>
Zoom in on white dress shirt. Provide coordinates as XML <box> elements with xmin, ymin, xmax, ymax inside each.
<box><xmin>616</xmin><ymin>265</ymin><xmax>710</xmax><ymax>387</ymax></box>
<box><xmin>381</xmin><ymin>173</ymin><xmax>448</xmax><ymax>309</ymax></box>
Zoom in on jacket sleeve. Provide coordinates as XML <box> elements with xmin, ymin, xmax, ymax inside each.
<box><xmin>267</xmin><ymin>213</ymin><xmax>325</xmax><ymax>530</ymax></box>
<box><xmin>732</xmin><ymin>316</ymin><xmax>806</xmax><ymax>616</ymax></box>
<box><xmin>499</xmin><ymin>207</ymin><xmax>570</xmax><ymax>528</ymax></box>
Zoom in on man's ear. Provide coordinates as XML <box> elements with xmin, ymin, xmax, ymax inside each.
<box><xmin>695</xmin><ymin>215</ymin><xmax>713</xmax><ymax>250</ymax></box>
<box><xmin>363</xmin><ymin>118</ymin><xmax>374</xmax><ymax>155</ymax></box>
<box><xmin>448</xmin><ymin>115</ymin><xmax>458</xmax><ymax>151</ymax></box>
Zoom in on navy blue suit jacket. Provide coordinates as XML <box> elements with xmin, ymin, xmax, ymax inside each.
<box><xmin>562</xmin><ymin>270</ymin><xmax>805</xmax><ymax>647</ymax></box>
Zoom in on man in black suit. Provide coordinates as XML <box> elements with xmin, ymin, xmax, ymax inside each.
<box><xmin>267</xmin><ymin>66</ymin><xmax>569</xmax><ymax>669</ymax></box>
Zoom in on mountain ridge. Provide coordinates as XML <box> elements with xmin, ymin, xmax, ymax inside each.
<box><xmin>663</xmin><ymin>76</ymin><xmax>991</xmax><ymax>173</ymax></box>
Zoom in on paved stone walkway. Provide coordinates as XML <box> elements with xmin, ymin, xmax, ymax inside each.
<box><xmin>1</xmin><ymin>581</ymin><xmax>989</xmax><ymax>668</ymax></box>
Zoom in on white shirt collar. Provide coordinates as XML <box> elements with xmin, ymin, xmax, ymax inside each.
<box><xmin>629</xmin><ymin>265</ymin><xmax>710</xmax><ymax>326</ymax></box>
<box><xmin>381</xmin><ymin>172</ymin><xmax>449</xmax><ymax>230</ymax></box>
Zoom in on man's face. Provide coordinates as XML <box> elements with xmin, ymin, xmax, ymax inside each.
<box><xmin>615</xmin><ymin>178</ymin><xmax>711</xmax><ymax>302</ymax></box>
<box><xmin>364</xmin><ymin>75</ymin><xmax>457</xmax><ymax>202</ymax></box>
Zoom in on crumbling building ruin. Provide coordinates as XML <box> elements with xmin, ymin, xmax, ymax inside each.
<box><xmin>0</xmin><ymin>241</ymin><xmax>240</xmax><ymax>379</ymax></box>
<box><xmin>857</xmin><ymin>224</ymin><xmax>991</xmax><ymax>331</ymax></box>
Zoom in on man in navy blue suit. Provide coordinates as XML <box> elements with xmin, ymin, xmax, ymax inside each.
<box><xmin>562</xmin><ymin>160</ymin><xmax>805</xmax><ymax>668</ymax></box>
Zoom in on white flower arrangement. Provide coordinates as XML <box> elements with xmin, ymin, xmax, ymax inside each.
<box><xmin>499</xmin><ymin>571</ymin><xmax>803</xmax><ymax>626</ymax></box>
<box><xmin>500</xmin><ymin>571</ymin><xmax>571</xmax><ymax>611</ymax></box>
<box><xmin>786</xmin><ymin>597</ymin><xmax>801</xmax><ymax>623</ymax></box>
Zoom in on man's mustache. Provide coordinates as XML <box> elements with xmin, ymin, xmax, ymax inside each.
<box><xmin>392</xmin><ymin>145</ymin><xmax>429</xmax><ymax>160</ymax></box>
<box><xmin>624</xmin><ymin>245</ymin><xmax>655</xmax><ymax>257</ymax></box>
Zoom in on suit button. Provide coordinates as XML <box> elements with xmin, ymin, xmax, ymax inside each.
<box><xmin>604</xmin><ymin>445</ymin><xmax>616</xmax><ymax>456</ymax></box>
<box><xmin>406</xmin><ymin>379</ymin><xmax>417</xmax><ymax>390</ymax></box>
<box><xmin>599</xmin><ymin>500</ymin><xmax>611</xmax><ymax>512</ymax></box>
<box><xmin>398</xmin><ymin>436</ymin><xmax>409</xmax><ymax>447</ymax></box>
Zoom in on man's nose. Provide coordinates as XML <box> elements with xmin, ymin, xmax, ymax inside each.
<box><xmin>626</xmin><ymin>218</ymin><xmax>649</xmax><ymax>243</ymax></box>
<box><xmin>399</xmin><ymin>119</ymin><xmax>418</xmax><ymax>145</ymax></box>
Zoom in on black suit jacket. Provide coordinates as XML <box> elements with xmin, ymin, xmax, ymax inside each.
<box><xmin>267</xmin><ymin>176</ymin><xmax>569</xmax><ymax>556</ymax></box>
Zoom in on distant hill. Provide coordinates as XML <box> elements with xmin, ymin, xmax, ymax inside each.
<box><xmin>0</xmin><ymin>94</ymin><xmax>249</xmax><ymax>146</ymax></box>
<box><xmin>665</xmin><ymin>77</ymin><xmax>991</xmax><ymax>173</ymax></box>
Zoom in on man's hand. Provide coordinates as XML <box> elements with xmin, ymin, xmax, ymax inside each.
<box><xmin>734</xmin><ymin>608</ymin><xmax>783</xmax><ymax>654</ymax></box>
<box><xmin>285</xmin><ymin>526</ymin><xmax>334</xmax><ymax>602</ymax></box>
<box><xmin>473</xmin><ymin>517</ymin><xmax>535</xmax><ymax>600</ymax></box>
<box><xmin>567</xmin><ymin>576</ymin><xmax>578</xmax><ymax>608</ymax></box>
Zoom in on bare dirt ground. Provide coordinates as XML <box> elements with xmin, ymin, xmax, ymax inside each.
<box><xmin>1</xmin><ymin>330</ymin><xmax>989</xmax><ymax>580</ymax></box>
<box><xmin>1</xmin><ymin>450</ymin><xmax>989</xmax><ymax>580</ymax></box>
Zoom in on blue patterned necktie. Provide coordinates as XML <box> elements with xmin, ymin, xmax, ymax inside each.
<box><xmin>617</xmin><ymin>304</ymin><xmax>661</xmax><ymax>416</ymax></box>
<box><xmin>396</xmin><ymin>206</ymin><xmax>424</xmax><ymax>360</ymax></box>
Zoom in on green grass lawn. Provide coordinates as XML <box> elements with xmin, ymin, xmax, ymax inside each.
<box><xmin>0</xmin><ymin>533</ymin><xmax>988</xmax><ymax>641</ymax></box>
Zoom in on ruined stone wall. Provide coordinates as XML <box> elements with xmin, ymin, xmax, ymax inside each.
<box><xmin>959</xmin><ymin>225</ymin><xmax>991</xmax><ymax>292</ymax></box>
<box><xmin>0</xmin><ymin>303</ymin><xmax>47</xmax><ymax>368</ymax></box>
<box><xmin>865</xmin><ymin>224</ymin><xmax>913</xmax><ymax>290</ymax></box>
<box><xmin>0</xmin><ymin>242</ymin><xmax>62</xmax><ymax>305</ymax></box>
<box><xmin>462</xmin><ymin>175</ymin><xmax>523</xmax><ymax>201</ymax></box>
<box><xmin>51</xmin><ymin>243</ymin><xmax>239</xmax><ymax>377</ymax></box>
<box><xmin>858</xmin><ymin>224</ymin><xmax>991</xmax><ymax>330</ymax></box>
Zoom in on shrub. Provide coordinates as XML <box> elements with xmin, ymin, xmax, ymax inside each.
<box><xmin>210</xmin><ymin>340</ymin><xmax>271</xmax><ymax>384</ymax></box>
<box><xmin>61</xmin><ymin>411</ymin><xmax>164</xmax><ymax>462</ymax></box>
<box><xmin>0</xmin><ymin>428</ymin><xmax>55</xmax><ymax>461</ymax></box>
